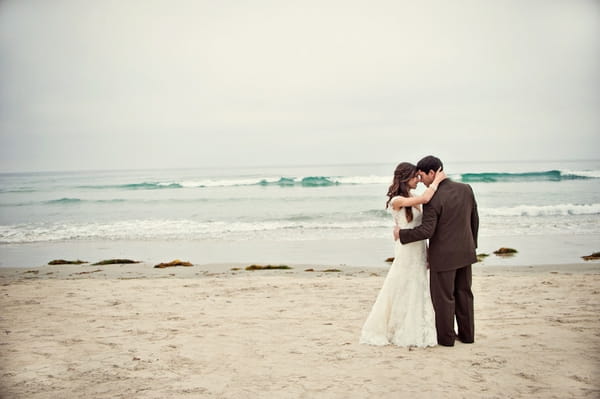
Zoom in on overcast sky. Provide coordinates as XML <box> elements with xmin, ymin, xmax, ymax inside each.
<box><xmin>1</xmin><ymin>0</ymin><xmax>599</xmax><ymax>172</ymax></box>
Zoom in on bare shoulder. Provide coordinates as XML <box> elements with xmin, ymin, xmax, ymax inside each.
<box><xmin>390</xmin><ymin>195</ymin><xmax>408</xmax><ymax>210</ymax></box>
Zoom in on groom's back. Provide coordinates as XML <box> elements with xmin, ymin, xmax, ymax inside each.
<box><xmin>426</xmin><ymin>179</ymin><xmax>479</xmax><ymax>272</ymax></box>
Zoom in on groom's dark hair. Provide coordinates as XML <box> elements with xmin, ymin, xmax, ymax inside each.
<box><xmin>416</xmin><ymin>155</ymin><xmax>443</xmax><ymax>174</ymax></box>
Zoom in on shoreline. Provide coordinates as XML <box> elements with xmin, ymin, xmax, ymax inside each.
<box><xmin>1</xmin><ymin>261</ymin><xmax>599</xmax><ymax>398</ymax></box>
<box><xmin>1</xmin><ymin>260</ymin><xmax>599</xmax><ymax>282</ymax></box>
<box><xmin>1</xmin><ymin>233</ymin><xmax>599</xmax><ymax>269</ymax></box>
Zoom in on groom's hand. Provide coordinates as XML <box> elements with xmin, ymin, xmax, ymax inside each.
<box><xmin>393</xmin><ymin>226</ymin><xmax>400</xmax><ymax>241</ymax></box>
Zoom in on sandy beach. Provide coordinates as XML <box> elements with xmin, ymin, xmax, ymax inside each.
<box><xmin>1</xmin><ymin>262</ymin><xmax>599</xmax><ymax>398</ymax></box>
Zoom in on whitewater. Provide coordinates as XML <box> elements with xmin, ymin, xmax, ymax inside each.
<box><xmin>1</xmin><ymin>159</ymin><xmax>598</xmax><ymax>267</ymax></box>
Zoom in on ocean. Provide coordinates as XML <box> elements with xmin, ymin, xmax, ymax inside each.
<box><xmin>1</xmin><ymin>160</ymin><xmax>599</xmax><ymax>268</ymax></box>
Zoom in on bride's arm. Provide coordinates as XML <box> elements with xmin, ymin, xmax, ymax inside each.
<box><xmin>390</xmin><ymin>170</ymin><xmax>446</xmax><ymax>210</ymax></box>
<box><xmin>391</xmin><ymin>191</ymin><xmax>436</xmax><ymax>210</ymax></box>
<box><xmin>419</xmin><ymin>169</ymin><xmax>446</xmax><ymax>203</ymax></box>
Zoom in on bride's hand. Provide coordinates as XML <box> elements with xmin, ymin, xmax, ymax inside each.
<box><xmin>433</xmin><ymin>168</ymin><xmax>447</xmax><ymax>185</ymax></box>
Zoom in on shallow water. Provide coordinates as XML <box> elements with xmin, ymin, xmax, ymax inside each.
<box><xmin>1</xmin><ymin>160</ymin><xmax>598</xmax><ymax>267</ymax></box>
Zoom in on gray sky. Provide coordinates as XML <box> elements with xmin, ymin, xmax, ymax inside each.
<box><xmin>1</xmin><ymin>0</ymin><xmax>599</xmax><ymax>172</ymax></box>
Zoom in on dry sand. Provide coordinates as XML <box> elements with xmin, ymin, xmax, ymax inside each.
<box><xmin>0</xmin><ymin>262</ymin><xmax>599</xmax><ymax>398</ymax></box>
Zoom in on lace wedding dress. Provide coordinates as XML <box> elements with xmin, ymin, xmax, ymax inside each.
<box><xmin>360</xmin><ymin>201</ymin><xmax>437</xmax><ymax>347</ymax></box>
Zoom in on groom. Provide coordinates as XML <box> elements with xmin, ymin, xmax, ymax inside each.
<box><xmin>394</xmin><ymin>155</ymin><xmax>479</xmax><ymax>347</ymax></box>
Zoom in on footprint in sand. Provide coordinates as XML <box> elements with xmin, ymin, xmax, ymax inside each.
<box><xmin>472</xmin><ymin>357</ymin><xmax>507</xmax><ymax>369</ymax></box>
<box><xmin>516</xmin><ymin>372</ymin><xmax>538</xmax><ymax>381</ymax></box>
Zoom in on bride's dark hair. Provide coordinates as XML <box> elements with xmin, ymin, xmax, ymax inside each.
<box><xmin>386</xmin><ymin>162</ymin><xmax>417</xmax><ymax>223</ymax></box>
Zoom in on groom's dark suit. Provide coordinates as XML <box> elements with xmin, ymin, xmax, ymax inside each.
<box><xmin>399</xmin><ymin>178</ymin><xmax>479</xmax><ymax>346</ymax></box>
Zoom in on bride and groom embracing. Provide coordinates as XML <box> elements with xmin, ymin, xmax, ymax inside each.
<box><xmin>360</xmin><ymin>155</ymin><xmax>479</xmax><ymax>348</ymax></box>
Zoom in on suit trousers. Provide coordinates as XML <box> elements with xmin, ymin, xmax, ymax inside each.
<box><xmin>430</xmin><ymin>265</ymin><xmax>474</xmax><ymax>346</ymax></box>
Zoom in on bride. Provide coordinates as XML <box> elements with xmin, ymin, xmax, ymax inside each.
<box><xmin>360</xmin><ymin>162</ymin><xmax>446</xmax><ymax>347</ymax></box>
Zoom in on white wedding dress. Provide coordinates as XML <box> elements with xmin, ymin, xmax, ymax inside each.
<box><xmin>360</xmin><ymin>200</ymin><xmax>437</xmax><ymax>347</ymax></box>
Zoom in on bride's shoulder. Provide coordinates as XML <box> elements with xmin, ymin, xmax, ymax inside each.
<box><xmin>390</xmin><ymin>195</ymin><xmax>409</xmax><ymax>202</ymax></box>
<box><xmin>388</xmin><ymin>195</ymin><xmax>407</xmax><ymax>210</ymax></box>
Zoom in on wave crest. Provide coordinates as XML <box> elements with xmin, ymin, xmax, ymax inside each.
<box><xmin>460</xmin><ymin>170</ymin><xmax>595</xmax><ymax>183</ymax></box>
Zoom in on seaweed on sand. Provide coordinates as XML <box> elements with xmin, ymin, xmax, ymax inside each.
<box><xmin>493</xmin><ymin>248</ymin><xmax>518</xmax><ymax>256</ymax></box>
<box><xmin>304</xmin><ymin>268</ymin><xmax>341</xmax><ymax>272</ymax></box>
<box><xmin>581</xmin><ymin>252</ymin><xmax>600</xmax><ymax>261</ymax></box>
<box><xmin>93</xmin><ymin>259</ymin><xmax>140</xmax><ymax>265</ymax></box>
<box><xmin>154</xmin><ymin>260</ymin><xmax>193</xmax><ymax>268</ymax></box>
<box><xmin>245</xmin><ymin>264</ymin><xmax>292</xmax><ymax>270</ymax></box>
<box><xmin>476</xmin><ymin>253</ymin><xmax>490</xmax><ymax>262</ymax></box>
<box><xmin>48</xmin><ymin>259</ymin><xmax>87</xmax><ymax>265</ymax></box>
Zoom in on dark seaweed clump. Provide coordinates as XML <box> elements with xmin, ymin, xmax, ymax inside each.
<box><xmin>493</xmin><ymin>248</ymin><xmax>518</xmax><ymax>256</ymax></box>
<box><xmin>582</xmin><ymin>252</ymin><xmax>600</xmax><ymax>261</ymax></box>
<box><xmin>154</xmin><ymin>260</ymin><xmax>193</xmax><ymax>268</ymax></box>
<box><xmin>92</xmin><ymin>259</ymin><xmax>140</xmax><ymax>265</ymax></box>
<box><xmin>48</xmin><ymin>259</ymin><xmax>87</xmax><ymax>265</ymax></box>
<box><xmin>245</xmin><ymin>264</ymin><xmax>292</xmax><ymax>270</ymax></box>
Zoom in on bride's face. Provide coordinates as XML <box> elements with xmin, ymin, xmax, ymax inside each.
<box><xmin>408</xmin><ymin>174</ymin><xmax>419</xmax><ymax>190</ymax></box>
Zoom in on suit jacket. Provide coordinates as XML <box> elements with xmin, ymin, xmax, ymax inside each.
<box><xmin>399</xmin><ymin>179</ymin><xmax>479</xmax><ymax>272</ymax></box>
